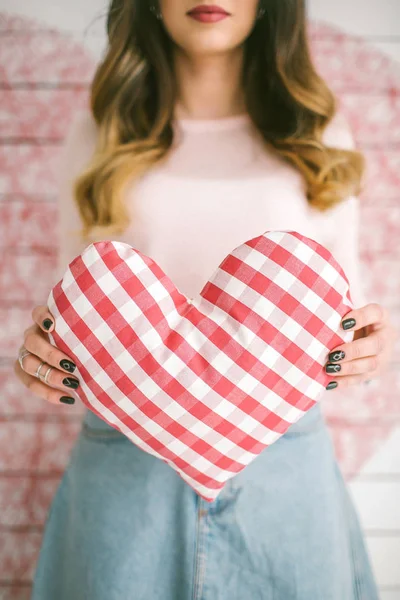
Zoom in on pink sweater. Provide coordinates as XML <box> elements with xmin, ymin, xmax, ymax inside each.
<box><xmin>55</xmin><ymin>109</ymin><xmax>367</xmax><ymax>308</ymax></box>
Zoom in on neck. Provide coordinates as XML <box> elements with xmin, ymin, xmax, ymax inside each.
<box><xmin>173</xmin><ymin>47</ymin><xmax>247</xmax><ymax>120</ymax></box>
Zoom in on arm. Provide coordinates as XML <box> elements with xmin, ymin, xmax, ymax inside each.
<box><xmin>14</xmin><ymin>110</ymin><xmax>98</xmax><ymax>405</ymax></box>
<box><xmin>321</xmin><ymin>115</ymin><xmax>396</xmax><ymax>388</ymax></box>
<box><xmin>321</xmin><ymin>113</ymin><xmax>368</xmax><ymax>309</ymax></box>
<box><xmin>326</xmin><ymin>194</ymin><xmax>367</xmax><ymax>309</ymax></box>
<box><xmin>53</xmin><ymin>109</ymin><xmax>98</xmax><ymax>283</ymax></box>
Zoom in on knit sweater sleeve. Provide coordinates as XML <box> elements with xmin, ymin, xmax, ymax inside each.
<box><xmin>53</xmin><ymin>109</ymin><xmax>98</xmax><ymax>284</ymax></box>
<box><xmin>321</xmin><ymin>114</ymin><xmax>368</xmax><ymax>309</ymax></box>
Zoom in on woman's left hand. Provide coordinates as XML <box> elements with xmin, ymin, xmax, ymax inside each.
<box><xmin>324</xmin><ymin>303</ymin><xmax>397</xmax><ymax>389</ymax></box>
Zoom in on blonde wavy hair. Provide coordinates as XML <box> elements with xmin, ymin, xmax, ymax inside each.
<box><xmin>73</xmin><ymin>0</ymin><xmax>366</xmax><ymax>243</ymax></box>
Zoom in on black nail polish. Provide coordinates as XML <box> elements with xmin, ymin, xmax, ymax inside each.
<box><xmin>326</xmin><ymin>381</ymin><xmax>338</xmax><ymax>390</ymax></box>
<box><xmin>63</xmin><ymin>377</ymin><xmax>79</xmax><ymax>389</ymax></box>
<box><xmin>42</xmin><ymin>318</ymin><xmax>53</xmax><ymax>330</ymax></box>
<box><xmin>60</xmin><ymin>396</ymin><xmax>75</xmax><ymax>405</ymax></box>
<box><xmin>325</xmin><ymin>363</ymin><xmax>342</xmax><ymax>374</ymax></box>
<box><xmin>328</xmin><ymin>350</ymin><xmax>345</xmax><ymax>362</ymax></box>
<box><xmin>342</xmin><ymin>318</ymin><xmax>356</xmax><ymax>330</ymax></box>
<box><xmin>59</xmin><ymin>359</ymin><xmax>76</xmax><ymax>373</ymax></box>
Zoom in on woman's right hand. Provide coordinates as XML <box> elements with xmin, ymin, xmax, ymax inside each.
<box><xmin>13</xmin><ymin>305</ymin><xmax>80</xmax><ymax>405</ymax></box>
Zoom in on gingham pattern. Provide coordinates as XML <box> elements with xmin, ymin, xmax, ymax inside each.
<box><xmin>47</xmin><ymin>230</ymin><xmax>354</xmax><ymax>502</ymax></box>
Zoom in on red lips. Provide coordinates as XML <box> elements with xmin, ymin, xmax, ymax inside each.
<box><xmin>187</xmin><ymin>4</ymin><xmax>230</xmax><ymax>15</ymax></box>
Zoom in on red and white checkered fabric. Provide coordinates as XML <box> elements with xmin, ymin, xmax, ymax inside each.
<box><xmin>47</xmin><ymin>230</ymin><xmax>354</xmax><ymax>502</ymax></box>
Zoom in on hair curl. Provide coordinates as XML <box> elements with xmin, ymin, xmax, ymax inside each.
<box><xmin>72</xmin><ymin>0</ymin><xmax>366</xmax><ymax>243</ymax></box>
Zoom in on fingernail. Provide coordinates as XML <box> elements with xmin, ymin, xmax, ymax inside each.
<box><xmin>325</xmin><ymin>363</ymin><xmax>341</xmax><ymax>374</ymax></box>
<box><xmin>42</xmin><ymin>319</ymin><xmax>53</xmax><ymax>330</ymax></box>
<box><xmin>59</xmin><ymin>359</ymin><xmax>76</xmax><ymax>373</ymax></box>
<box><xmin>326</xmin><ymin>381</ymin><xmax>338</xmax><ymax>390</ymax></box>
<box><xmin>328</xmin><ymin>350</ymin><xmax>345</xmax><ymax>362</ymax></box>
<box><xmin>63</xmin><ymin>377</ymin><xmax>79</xmax><ymax>389</ymax></box>
<box><xmin>60</xmin><ymin>396</ymin><xmax>75</xmax><ymax>405</ymax></box>
<box><xmin>342</xmin><ymin>318</ymin><xmax>356</xmax><ymax>330</ymax></box>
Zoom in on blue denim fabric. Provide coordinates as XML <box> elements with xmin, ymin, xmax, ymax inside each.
<box><xmin>31</xmin><ymin>403</ymin><xmax>379</xmax><ymax>600</ymax></box>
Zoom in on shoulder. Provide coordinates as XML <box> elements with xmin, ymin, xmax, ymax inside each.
<box><xmin>64</xmin><ymin>108</ymin><xmax>98</xmax><ymax>150</ymax></box>
<box><xmin>68</xmin><ymin>107</ymin><xmax>98</xmax><ymax>137</ymax></box>
<box><xmin>321</xmin><ymin>112</ymin><xmax>356</xmax><ymax>151</ymax></box>
<box><xmin>59</xmin><ymin>108</ymin><xmax>98</xmax><ymax>174</ymax></box>
<box><xmin>319</xmin><ymin>113</ymin><xmax>361</xmax><ymax>222</ymax></box>
<box><xmin>320</xmin><ymin>113</ymin><xmax>360</xmax><ymax>215</ymax></box>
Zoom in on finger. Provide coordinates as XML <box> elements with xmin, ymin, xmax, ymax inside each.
<box><xmin>325</xmin><ymin>371</ymin><xmax>373</xmax><ymax>391</ymax></box>
<box><xmin>371</xmin><ymin>307</ymin><xmax>393</xmax><ymax>333</ymax></box>
<box><xmin>13</xmin><ymin>360</ymin><xmax>76</xmax><ymax>405</ymax></box>
<box><xmin>23</xmin><ymin>327</ymin><xmax>78</xmax><ymax>374</ymax></box>
<box><xmin>18</xmin><ymin>351</ymin><xmax>80</xmax><ymax>392</ymax></box>
<box><xmin>341</xmin><ymin>303</ymin><xmax>389</xmax><ymax>333</ymax></box>
<box><xmin>23</xmin><ymin>322</ymin><xmax>40</xmax><ymax>339</ymax></box>
<box><xmin>32</xmin><ymin>304</ymin><xmax>55</xmax><ymax>333</ymax></box>
<box><xmin>326</xmin><ymin>330</ymin><xmax>385</xmax><ymax>364</ymax></box>
<box><xmin>325</xmin><ymin>354</ymin><xmax>379</xmax><ymax>377</ymax></box>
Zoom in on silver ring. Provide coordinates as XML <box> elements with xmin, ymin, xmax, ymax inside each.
<box><xmin>35</xmin><ymin>361</ymin><xmax>47</xmax><ymax>380</ymax></box>
<box><xmin>41</xmin><ymin>365</ymin><xmax>53</xmax><ymax>384</ymax></box>
<box><xmin>18</xmin><ymin>347</ymin><xmax>31</xmax><ymax>371</ymax></box>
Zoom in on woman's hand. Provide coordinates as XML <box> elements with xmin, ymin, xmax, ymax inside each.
<box><xmin>13</xmin><ymin>305</ymin><xmax>80</xmax><ymax>405</ymax></box>
<box><xmin>324</xmin><ymin>302</ymin><xmax>397</xmax><ymax>390</ymax></box>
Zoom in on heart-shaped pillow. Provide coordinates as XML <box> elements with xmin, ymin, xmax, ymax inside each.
<box><xmin>47</xmin><ymin>230</ymin><xmax>353</xmax><ymax>502</ymax></box>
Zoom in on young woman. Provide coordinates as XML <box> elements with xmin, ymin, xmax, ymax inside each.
<box><xmin>15</xmin><ymin>1</ymin><xmax>395</xmax><ymax>598</ymax></box>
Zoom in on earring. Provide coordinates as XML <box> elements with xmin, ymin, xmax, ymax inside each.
<box><xmin>257</xmin><ymin>6</ymin><xmax>266</xmax><ymax>20</ymax></box>
<box><xmin>150</xmin><ymin>3</ymin><xmax>162</xmax><ymax>20</ymax></box>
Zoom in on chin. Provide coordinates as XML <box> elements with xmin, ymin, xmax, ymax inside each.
<box><xmin>184</xmin><ymin>37</ymin><xmax>240</xmax><ymax>56</ymax></box>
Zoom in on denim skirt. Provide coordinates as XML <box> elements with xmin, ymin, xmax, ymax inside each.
<box><xmin>31</xmin><ymin>402</ymin><xmax>379</xmax><ymax>600</ymax></box>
